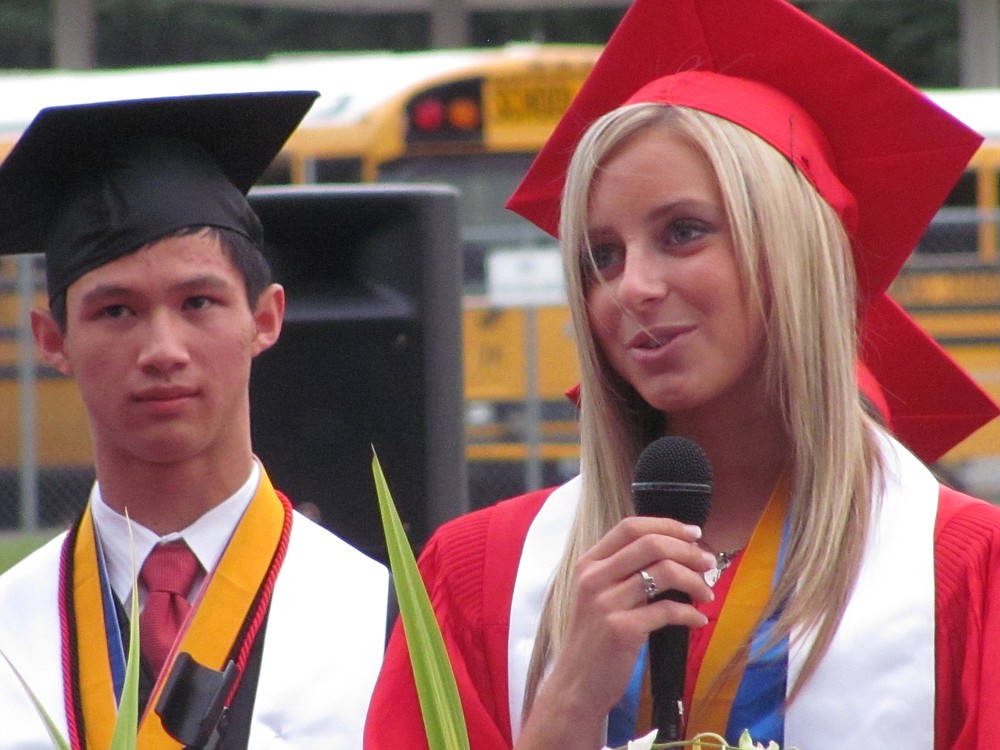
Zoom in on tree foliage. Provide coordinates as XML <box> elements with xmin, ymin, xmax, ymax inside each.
<box><xmin>0</xmin><ymin>0</ymin><xmax>961</xmax><ymax>88</ymax></box>
<box><xmin>801</xmin><ymin>1</ymin><xmax>959</xmax><ymax>87</ymax></box>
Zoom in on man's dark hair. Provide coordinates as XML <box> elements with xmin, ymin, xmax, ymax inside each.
<box><xmin>48</xmin><ymin>225</ymin><xmax>272</xmax><ymax>332</ymax></box>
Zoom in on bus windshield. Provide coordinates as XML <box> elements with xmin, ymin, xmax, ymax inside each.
<box><xmin>379</xmin><ymin>152</ymin><xmax>555</xmax><ymax>294</ymax></box>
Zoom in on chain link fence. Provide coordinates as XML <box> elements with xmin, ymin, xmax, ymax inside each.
<box><xmin>465</xmin><ymin>398</ymin><xmax>581</xmax><ymax>509</ymax></box>
<box><xmin>0</xmin><ymin>467</ymin><xmax>94</xmax><ymax>530</ymax></box>
<box><xmin>1</xmin><ymin>254</ymin><xmax>94</xmax><ymax>531</ymax></box>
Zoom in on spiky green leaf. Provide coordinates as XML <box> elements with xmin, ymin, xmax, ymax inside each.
<box><xmin>109</xmin><ymin>517</ymin><xmax>141</xmax><ymax>749</ymax></box>
<box><xmin>0</xmin><ymin>648</ymin><xmax>72</xmax><ymax>750</ymax></box>
<box><xmin>372</xmin><ymin>451</ymin><xmax>470</xmax><ymax>750</ymax></box>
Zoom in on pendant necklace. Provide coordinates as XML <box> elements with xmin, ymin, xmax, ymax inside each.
<box><xmin>703</xmin><ymin>547</ymin><xmax>743</xmax><ymax>587</ymax></box>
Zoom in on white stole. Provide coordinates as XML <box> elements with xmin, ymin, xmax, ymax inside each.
<box><xmin>0</xmin><ymin>511</ymin><xmax>387</xmax><ymax>750</ymax></box>
<box><xmin>786</xmin><ymin>431</ymin><xmax>936</xmax><ymax>747</ymax></box>
<box><xmin>508</xmin><ymin>433</ymin><xmax>937</xmax><ymax>749</ymax></box>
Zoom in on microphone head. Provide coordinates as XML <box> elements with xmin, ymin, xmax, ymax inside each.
<box><xmin>632</xmin><ymin>436</ymin><xmax>712</xmax><ymax>527</ymax></box>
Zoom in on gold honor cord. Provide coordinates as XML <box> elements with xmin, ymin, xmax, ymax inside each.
<box><xmin>686</xmin><ymin>474</ymin><xmax>789</xmax><ymax>736</ymax></box>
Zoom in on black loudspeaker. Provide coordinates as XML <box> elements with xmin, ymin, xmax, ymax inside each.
<box><xmin>247</xmin><ymin>185</ymin><xmax>466</xmax><ymax>563</ymax></box>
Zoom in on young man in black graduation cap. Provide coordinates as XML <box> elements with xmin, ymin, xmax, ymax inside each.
<box><xmin>0</xmin><ymin>92</ymin><xmax>387</xmax><ymax>749</ymax></box>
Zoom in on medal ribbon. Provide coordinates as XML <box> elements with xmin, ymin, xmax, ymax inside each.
<box><xmin>60</xmin><ymin>469</ymin><xmax>291</xmax><ymax>749</ymax></box>
<box><xmin>685</xmin><ymin>474</ymin><xmax>789</xmax><ymax>739</ymax></box>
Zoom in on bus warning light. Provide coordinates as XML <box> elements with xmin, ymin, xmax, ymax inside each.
<box><xmin>412</xmin><ymin>98</ymin><xmax>445</xmax><ymax>132</ymax></box>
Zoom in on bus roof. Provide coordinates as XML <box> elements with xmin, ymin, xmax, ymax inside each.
<box><xmin>0</xmin><ymin>52</ymin><xmax>996</xmax><ymax>148</ymax></box>
<box><xmin>0</xmin><ymin>45</ymin><xmax>603</xmax><ymax>137</ymax></box>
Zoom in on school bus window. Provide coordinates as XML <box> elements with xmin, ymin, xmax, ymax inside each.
<box><xmin>381</xmin><ymin>152</ymin><xmax>534</xmax><ymax>225</ymax></box>
<box><xmin>258</xmin><ymin>153</ymin><xmax>295</xmax><ymax>186</ymax></box>
<box><xmin>918</xmin><ymin>206</ymin><xmax>980</xmax><ymax>256</ymax></box>
<box><xmin>379</xmin><ymin>152</ymin><xmax>548</xmax><ymax>293</ymax></box>
<box><xmin>943</xmin><ymin>170</ymin><xmax>978</xmax><ymax>207</ymax></box>
<box><xmin>914</xmin><ymin>165</ymin><xmax>999</xmax><ymax>260</ymax></box>
<box><xmin>313</xmin><ymin>157</ymin><xmax>364</xmax><ymax>183</ymax></box>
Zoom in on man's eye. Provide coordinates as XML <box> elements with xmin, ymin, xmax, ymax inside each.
<box><xmin>101</xmin><ymin>304</ymin><xmax>132</xmax><ymax>319</ymax></box>
<box><xmin>184</xmin><ymin>296</ymin><xmax>215</xmax><ymax>311</ymax></box>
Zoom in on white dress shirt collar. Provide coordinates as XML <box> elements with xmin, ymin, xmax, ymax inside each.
<box><xmin>90</xmin><ymin>461</ymin><xmax>261</xmax><ymax>607</ymax></box>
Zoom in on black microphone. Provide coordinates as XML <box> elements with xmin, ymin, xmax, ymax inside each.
<box><xmin>632</xmin><ymin>436</ymin><xmax>713</xmax><ymax>742</ymax></box>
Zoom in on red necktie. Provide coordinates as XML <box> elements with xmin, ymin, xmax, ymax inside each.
<box><xmin>139</xmin><ymin>541</ymin><xmax>200</xmax><ymax>675</ymax></box>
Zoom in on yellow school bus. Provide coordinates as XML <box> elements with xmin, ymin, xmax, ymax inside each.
<box><xmin>0</xmin><ymin>51</ymin><xmax>997</xmax><ymax>514</ymax></box>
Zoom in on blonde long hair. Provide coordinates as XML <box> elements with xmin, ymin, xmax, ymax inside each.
<box><xmin>523</xmin><ymin>103</ymin><xmax>883</xmax><ymax>712</ymax></box>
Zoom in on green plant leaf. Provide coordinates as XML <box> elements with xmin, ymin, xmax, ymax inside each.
<box><xmin>1</xmin><ymin>515</ymin><xmax>152</xmax><ymax>748</ymax></box>
<box><xmin>372</xmin><ymin>450</ymin><xmax>470</xmax><ymax>750</ymax></box>
<box><xmin>0</xmin><ymin>647</ymin><xmax>72</xmax><ymax>750</ymax></box>
<box><xmin>109</xmin><ymin>516</ymin><xmax>141</xmax><ymax>749</ymax></box>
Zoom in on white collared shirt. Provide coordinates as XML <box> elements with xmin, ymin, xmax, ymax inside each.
<box><xmin>89</xmin><ymin>461</ymin><xmax>260</xmax><ymax>610</ymax></box>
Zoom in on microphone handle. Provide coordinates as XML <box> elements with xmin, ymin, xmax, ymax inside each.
<box><xmin>648</xmin><ymin>624</ymin><xmax>688</xmax><ymax>741</ymax></box>
<box><xmin>647</xmin><ymin>590</ymin><xmax>690</xmax><ymax>742</ymax></box>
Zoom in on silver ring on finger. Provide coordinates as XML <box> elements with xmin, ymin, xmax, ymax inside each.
<box><xmin>638</xmin><ymin>569</ymin><xmax>657</xmax><ymax>603</ymax></box>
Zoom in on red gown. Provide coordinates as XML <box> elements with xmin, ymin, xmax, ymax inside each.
<box><xmin>364</xmin><ymin>485</ymin><xmax>1000</xmax><ymax>750</ymax></box>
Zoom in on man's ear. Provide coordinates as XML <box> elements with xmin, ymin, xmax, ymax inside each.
<box><xmin>30</xmin><ymin>308</ymin><xmax>73</xmax><ymax>376</ymax></box>
<box><xmin>251</xmin><ymin>283</ymin><xmax>285</xmax><ymax>357</ymax></box>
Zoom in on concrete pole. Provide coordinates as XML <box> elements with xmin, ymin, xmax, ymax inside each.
<box><xmin>958</xmin><ymin>0</ymin><xmax>1000</xmax><ymax>87</ymax></box>
<box><xmin>52</xmin><ymin>0</ymin><xmax>96</xmax><ymax>69</ymax></box>
<box><xmin>429</xmin><ymin>0</ymin><xmax>469</xmax><ymax>48</ymax></box>
<box><xmin>17</xmin><ymin>256</ymin><xmax>39</xmax><ymax>531</ymax></box>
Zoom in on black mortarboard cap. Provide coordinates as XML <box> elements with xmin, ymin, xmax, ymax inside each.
<box><xmin>0</xmin><ymin>91</ymin><xmax>318</xmax><ymax>300</ymax></box>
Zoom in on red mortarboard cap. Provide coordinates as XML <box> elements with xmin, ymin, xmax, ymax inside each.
<box><xmin>509</xmin><ymin>0</ymin><xmax>996</xmax><ymax>457</ymax></box>
<box><xmin>861</xmin><ymin>294</ymin><xmax>999</xmax><ymax>464</ymax></box>
<box><xmin>0</xmin><ymin>91</ymin><xmax>318</xmax><ymax>300</ymax></box>
<box><xmin>507</xmin><ymin>0</ymin><xmax>981</xmax><ymax>306</ymax></box>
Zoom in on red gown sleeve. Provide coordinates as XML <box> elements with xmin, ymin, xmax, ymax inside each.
<box><xmin>365</xmin><ymin>490</ymin><xmax>551</xmax><ymax>750</ymax></box>
<box><xmin>934</xmin><ymin>486</ymin><xmax>1000</xmax><ymax>749</ymax></box>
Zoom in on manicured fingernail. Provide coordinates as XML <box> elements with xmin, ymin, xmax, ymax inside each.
<box><xmin>684</xmin><ymin>524</ymin><xmax>702</xmax><ymax>540</ymax></box>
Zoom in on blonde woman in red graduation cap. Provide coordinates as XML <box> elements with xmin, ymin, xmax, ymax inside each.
<box><xmin>365</xmin><ymin>0</ymin><xmax>1000</xmax><ymax>748</ymax></box>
